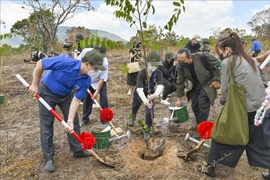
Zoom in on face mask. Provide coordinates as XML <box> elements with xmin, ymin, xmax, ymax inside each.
<box><xmin>87</xmin><ymin>70</ymin><xmax>99</xmax><ymax>79</ymax></box>
<box><xmin>219</xmin><ymin>53</ymin><xmax>226</xmax><ymax>61</ymax></box>
<box><xmin>219</xmin><ymin>50</ymin><xmax>231</xmax><ymax>61</ymax></box>
<box><xmin>148</xmin><ymin>65</ymin><xmax>158</xmax><ymax>72</ymax></box>
<box><xmin>194</xmin><ymin>40</ymin><xmax>198</xmax><ymax>44</ymax></box>
<box><xmin>31</xmin><ymin>51</ymin><xmax>37</xmax><ymax>55</ymax></box>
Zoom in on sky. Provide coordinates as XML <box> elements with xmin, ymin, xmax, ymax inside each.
<box><xmin>0</xmin><ymin>0</ymin><xmax>269</xmax><ymax>42</ymax></box>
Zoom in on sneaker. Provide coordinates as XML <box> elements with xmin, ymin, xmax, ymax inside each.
<box><xmin>73</xmin><ymin>150</ymin><xmax>91</xmax><ymax>158</ymax></box>
<box><xmin>143</xmin><ymin>131</ymin><xmax>150</xmax><ymax>141</ymax></box>
<box><xmin>80</xmin><ymin>102</ymin><xmax>83</xmax><ymax>105</ymax></box>
<box><xmin>44</xmin><ymin>160</ymin><xmax>55</xmax><ymax>172</ymax></box>
<box><xmin>127</xmin><ymin>90</ymin><xmax>131</xmax><ymax>95</ymax></box>
<box><xmin>261</xmin><ymin>172</ymin><xmax>270</xmax><ymax>180</ymax></box>
<box><xmin>160</xmin><ymin>99</ymin><xmax>170</xmax><ymax>105</ymax></box>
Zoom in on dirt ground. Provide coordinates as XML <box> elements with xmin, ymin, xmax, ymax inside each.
<box><xmin>0</xmin><ymin>52</ymin><xmax>267</xmax><ymax>180</ymax></box>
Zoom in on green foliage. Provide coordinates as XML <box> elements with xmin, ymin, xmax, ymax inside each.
<box><xmin>0</xmin><ymin>33</ymin><xmax>12</xmax><ymax>40</ymax></box>
<box><xmin>138</xmin><ymin>120</ymin><xmax>150</xmax><ymax>132</ymax></box>
<box><xmin>247</xmin><ymin>7</ymin><xmax>270</xmax><ymax>40</ymax></box>
<box><xmin>177</xmin><ymin>36</ymin><xmax>189</xmax><ymax>48</ymax></box>
<box><xmin>106</xmin><ymin>0</ymin><xmax>185</xmax><ymax>57</ymax></box>
<box><xmin>118</xmin><ymin>64</ymin><xmax>129</xmax><ymax>74</ymax></box>
<box><xmin>165</xmin><ymin>1</ymin><xmax>185</xmax><ymax>31</ymax></box>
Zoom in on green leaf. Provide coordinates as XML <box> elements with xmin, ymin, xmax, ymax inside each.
<box><xmin>151</xmin><ymin>5</ymin><xmax>155</xmax><ymax>14</ymax></box>
<box><xmin>143</xmin><ymin>22</ymin><xmax>147</xmax><ymax>29</ymax></box>
<box><xmin>173</xmin><ymin>2</ymin><xmax>181</xmax><ymax>7</ymax></box>
<box><xmin>180</xmin><ymin>0</ymin><xmax>184</xmax><ymax>4</ymax></box>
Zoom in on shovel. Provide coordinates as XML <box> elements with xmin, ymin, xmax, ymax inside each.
<box><xmin>16</xmin><ymin>74</ymin><xmax>115</xmax><ymax>168</ymax></box>
<box><xmin>87</xmin><ymin>89</ymin><xmax>123</xmax><ymax>136</ymax></box>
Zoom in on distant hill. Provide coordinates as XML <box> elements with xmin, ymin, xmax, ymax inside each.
<box><xmin>1</xmin><ymin>26</ymin><xmax>128</xmax><ymax>47</ymax></box>
<box><xmin>57</xmin><ymin>26</ymin><xmax>128</xmax><ymax>43</ymax></box>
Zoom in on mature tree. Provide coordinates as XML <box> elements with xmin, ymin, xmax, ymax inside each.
<box><xmin>247</xmin><ymin>7</ymin><xmax>270</xmax><ymax>39</ymax></box>
<box><xmin>66</xmin><ymin>26</ymin><xmax>92</xmax><ymax>43</ymax></box>
<box><xmin>11</xmin><ymin>0</ymin><xmax>92</xmax><ymax>53</ymax></box>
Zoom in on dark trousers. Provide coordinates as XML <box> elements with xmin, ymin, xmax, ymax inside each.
<box><xmin>252</xmin><ymin>50</ymin><xmax>261</xmax><ymax>57</ymax></box>
<box><xmin>190</xmin><ymin>88</ymin><xmax>210</xmax><ymax>125</ymax></box>
<box><xmin>38</xmin><ymin>82</ymin><xmax>82</xmax><ymax>162</ymax></box>
<box><xmin>82</xmin><ymin>82</ymin><xmax>108</xmax><ymax>123</ymax></box>
<box><xmin>162</xmin><ymin>78</ymin><xmax>176</xmax><ymax>100</ymax></box>
<box><xmin>208</xmin><ymin>112</ymin><xmax>270</xmax><ymax>168</ymax></box>
<box><xmin>131</xmin><ymin>91</ymin><xmax>154</xmax><ymax>127</ymax></box>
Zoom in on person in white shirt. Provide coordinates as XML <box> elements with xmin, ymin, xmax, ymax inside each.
<box><xmin>77</xmin><ymin>46</ymin><xmax>109</xmax><ymax>125</ymax></box>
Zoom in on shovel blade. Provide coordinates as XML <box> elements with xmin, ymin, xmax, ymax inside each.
<box><xmin>90</xmin><ymin>150</ymin><xmax>115</xmax><ymax>168</ymax></box>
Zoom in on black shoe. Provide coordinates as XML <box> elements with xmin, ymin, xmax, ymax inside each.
<box><xmin>189</xmin><ymin>125</ymin><xmax>197</xmax><ymax>131</ymax></box>
<box><xmin>80</xmin><ymin>121</ymin><xmax>90</xmax><ymax>127</ymax></box>
<box><xmin>197</xmin><ymin>164</ymin><xmax>216</xmax><ymax>177</ymax></box>
<box><xmin>261</xmin><ymin>172</ymin><xmax>270</xmax><ymax>180</ymax></box>
<box><xmin>73</xmin><ymin>150</ymin><xmax>91</xmax><ymax>158</ymax></box>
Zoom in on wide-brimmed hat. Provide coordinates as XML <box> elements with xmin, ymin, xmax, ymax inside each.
<box><xmin>83</xmin><ymin>50</ymin><xmax>106</xmax><ymax>71</ymax></box>
<box><xmin>147</xmin><ymin>51</ymin><xmax>162</xmax><ymax>66</ymax></box>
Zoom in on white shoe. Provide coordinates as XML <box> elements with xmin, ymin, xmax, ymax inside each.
<box><xmin>160</xmin><ymin>99</ymin><xmax>170</xmax><ymax>105</ymax></box>
<box><xmin>80</xmin><ymin>102</ymin><xmax>83</xmax><ymax>105</ymax></box>
<box><xmin>127</xmin><ymin>90</ymin><xmax>131</xmax><ymax>95</ymax></box>
<box><xmin>92</xmin><ymin>104</ymin><xmax>99</xmax><ymax>108</ymax></box>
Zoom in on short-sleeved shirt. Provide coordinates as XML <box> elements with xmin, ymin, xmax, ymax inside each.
<box><xmin>41</xmin><ymin>54</ymin><xmax>91</xmax><ymax>100</ymax></box>
<box><xmin>136</xmin><ymin>68</ymin><xmax>163</xmax><ymax>94</ymax></box>
<box><xmin>129</xmin><ymin>48</ymin><xmax>136</xmax><ymax>63</ymax></box>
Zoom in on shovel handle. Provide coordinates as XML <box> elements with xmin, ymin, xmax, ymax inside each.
<box><xmin>87</xmin><ymin>89</ymin><xmax>119</xmax><ymax>135</ymax></box>
<box><xmin>87</xmin><ymin>89</ymin><xmax>103</xmax><ymax>111</ymax></box>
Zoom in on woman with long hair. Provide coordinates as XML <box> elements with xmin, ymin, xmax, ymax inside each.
<box><xmin>198</xmin><ymin>32</ymin><xmax>270</xmax><ymax>179</ymax></box>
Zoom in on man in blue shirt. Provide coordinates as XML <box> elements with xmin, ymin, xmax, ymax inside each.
<box><xmin>250</xmin><ymin>38</ymin><xmax>261</xmax><ymax>57</ymax></box>
<box><xmin>28</xmin><ymin>50</ymin><xmax>106</xmax><ymax>172</ymax></box>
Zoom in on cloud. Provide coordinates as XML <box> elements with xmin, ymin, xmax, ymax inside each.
<box><xmin>63</xmin><ymin>0</ymin><xmax>235</xmax><ymax>40</ymax></box>
<box><xmin>1</xmin><ymin>0</ymin><xmax>267</xmax><ymax>43</ymax></box>
<box><xmin>0</xmin><ymin>2</ymin><xmax>30</xmax><ymax>34</ymax></box>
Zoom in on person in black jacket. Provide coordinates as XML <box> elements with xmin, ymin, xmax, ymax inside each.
<box><xmin>184</xmin><ymin>35</ymin><xmax>202</xmax><ymax>54</ymax></box>
<box><xmin>158</xmin><ymin>52</ymin><xmax>178</xmax><ymax>105</ymax></box>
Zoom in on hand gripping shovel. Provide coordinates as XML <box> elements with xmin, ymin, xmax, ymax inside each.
<box><xmin>16</xmin><ymin>74</ymin><xmax>114</xmax><ymax>168</ymax></box>
<box><xmin>87</xmin><ymin>89</ymin><xmax>123</xmax><ymax>136</ymax></box>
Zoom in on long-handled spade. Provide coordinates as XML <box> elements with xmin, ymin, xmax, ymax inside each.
<box><xmin>16</xmin><ymin>74</ymin><xmax>115</xmax><ymax>168</ymax></box>
<box><xmin>87</xmin><ymin>89</ymin><xmax>123</xmax><ymax>136</ymax></box>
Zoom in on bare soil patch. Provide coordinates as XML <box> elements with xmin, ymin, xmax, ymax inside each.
<box><xmin>0</xmin><ymin>53</ymin><xmax>266</xmax><ymax>180</ymax></box>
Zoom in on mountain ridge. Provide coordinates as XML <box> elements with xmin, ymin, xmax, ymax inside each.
<box><xmin>1</xmin><ymin>26</ymin><xmax>128</xmax><ymax>47</ymax></box>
